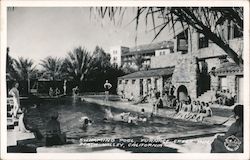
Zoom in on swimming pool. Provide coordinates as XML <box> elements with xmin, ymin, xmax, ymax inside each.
<box><xmin>24</xmin><ymin>97</ymin><xmax>217</xmax><ymax>142</ymax></box>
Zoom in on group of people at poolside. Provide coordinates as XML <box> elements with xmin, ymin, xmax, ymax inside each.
<box><xmin>172</xmin><ymin>100</ymin><xmax>213</xmax><ymax>122</ymax></box>
<box><xmin>49</xmin><ymin>87</ymin><xmax>61</xmax><ymax>97</ymax></box>
<box><xmin>214</xmin><ymin>89</ymin><xmax>235</xmax><ymax>106</ymax></box>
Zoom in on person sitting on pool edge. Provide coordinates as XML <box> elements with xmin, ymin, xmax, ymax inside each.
<box><xmin>186</xmin><ymin>101</ymin><xmax>199</xmax><ymax>120</ymax></box>
<box><xmin>195</xmin><ymin>102</ymin><xmax>212</xmax><ymax>122</ymax></box>
<box><xmin>19</xmin><ymin>107</ymin><xmax>44</xmax><ymax>140</ymax></box>
<box><xmin>211</xmin><ymin>104</ymin><xmax>243</xmax><ymax>153</ymax></box>
<box><xmin>174</xmin><ymin>101</ymin><xmax>187</xmax><ymax>119</ymax></box>
<box><xmin>45</xmin><ymin>111</ymin><xmax>66</xmax><ymax>146</ymax></box>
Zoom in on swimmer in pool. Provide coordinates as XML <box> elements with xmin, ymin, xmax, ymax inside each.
<box><xmin>79</xmin><ymin>116</ymin><xmax>92</xmax><ymax>128</ymax></box>
<box><xmin>137</xmin><ymin>108</ymin><xmax>147</xmax><ymax>122</ymax></box>
<box><xmin>104</xmin><ymin>108</ymin><xmax>139</xmax><ymax>124</ymax></box>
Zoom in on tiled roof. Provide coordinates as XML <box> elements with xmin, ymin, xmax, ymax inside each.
<box><xmin>215</xmin><ymin>62</ymin><xmax>243</xmax><ymax>74</ymax></box>
<box><xmin>128</xmin><ymin>41</ymin><xmax>174</xmax><ymax>53</ymax></box>
<box><xmin>118</xmin><ymin>66</ymin><xmax>175</xmax><ymax>79</ymax></box>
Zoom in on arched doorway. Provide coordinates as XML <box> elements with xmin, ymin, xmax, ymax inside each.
<box><xmin>177</xmin><ymin>85</ymin><xmax>188</xmax><ymax>102</ymax></box>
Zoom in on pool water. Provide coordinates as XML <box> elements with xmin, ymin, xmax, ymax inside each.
<box><xmin>25</xmin><ymin>97</ymin><xmax>216</xmax><ymax>142</ymax></box>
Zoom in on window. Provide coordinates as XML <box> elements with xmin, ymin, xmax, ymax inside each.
<box><xmin>119</xmin><ymin>80</ymin><xmax>122</xmax><ymax>84</ymax></box>
<box><xmin>198</xmin><ymin>33</ymin><xmax>209</xmax><ymax>49</ymax></box>
<box><xmin>147</xmin><ymin>79</ymin><xmax>151</xmax><ymax>84</ymax></box>
<box><xmin>113</xmin><ymin>57</ymin><xmax>117</xmax><ymax>61</ymax></box>
<box><xmin>125</xmin><ymin>80</ymin><xmax>128</xmax><ymax>84</ymax></box>
<box><xmin>132</xmin><ymin>79</ymin><xmax>136</xmax><ymax>84</ymax></box>
<box><xmin>177</xmin><ymin>29</ymin><xmax>188</xmax><ymax>53</ymax></box>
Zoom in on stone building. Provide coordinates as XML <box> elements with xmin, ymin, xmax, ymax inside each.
<box><xmin>117</xmin><ymin>66</ymin><xmax>175</xmax><ymax>99</ymax></box>
<box><xmin>117</xmin><ymin>22</ymin><xmax>243</xmax><ymax>103</ymax></box>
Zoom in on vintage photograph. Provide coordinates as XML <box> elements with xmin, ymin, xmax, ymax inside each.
<box><xmin>1</xmin><ymin>2</ymin><xmax>249</xmax><ymax>159</ymax></box>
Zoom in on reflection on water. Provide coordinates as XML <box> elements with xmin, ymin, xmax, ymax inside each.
<box><xmin>25</xmin><ymin>97</ymin><xmax>214</xmax><ymax>142</ymax></box>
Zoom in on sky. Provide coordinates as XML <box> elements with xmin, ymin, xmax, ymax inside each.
<box><xmin>7</xmin><ymin>7</ymin><xmax>174</xmax><ymax>65</ymax></box>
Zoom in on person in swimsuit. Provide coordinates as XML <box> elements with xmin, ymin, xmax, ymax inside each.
<box><xmin>104</xmin><ymin>80</ymin><xmax>112</xmax><ymax>101</ymax></box>
<box><xmin>18</xmin><ymin>107</ymin><xmax>30</xmax><ymax>133</ymax></box>
<box><xmin>45</xmin><ymin>111</ymin><xmax>66</xmax><ymax>146</ymax></box>
<box><xmin>183</xmin><ymin>101</ymin><xmax>192</xmax><ymax>119</ymax></box>
<box><xmin>55</xmin><ymin>88</ymin><xmax>60</xmax><ymax>96</ymax></box>
<box><xmin>174</xmin><ymin>101</ymin><xmax>186</xmax><ymax>119</ymax></box>
<box><xmin>9</xmin><ymin>82</ymin><xmax>20</xmax><ymax>118</ymax></box>
<box><xmin>186</xmin><ymin>101</ymin><xmax>199</xmax><ymax>120</ymax></box>
<box><xmin>137</xmin><ymin>108</ymin><xmax>147</xmax><ymax>122</ymax></box>
<box><xmin>20</xmin><ymin>107</ymin><xmax>44</xmax><ymax>140</ymax></box>
<box><xmin>49</xmin><ymin>87</ymin><xmax>54</xmax><ymax>97</ymax></box>
<box><xmin>151</xmin><ymin>92</ymin><xmax>163</xmax><ymax>116</ymax></box>
<box><xmin>195</xmin><ymin>101</ymin><xmax>206</xmax><ymax>121</ymax></box>
<box><xmin>79</xmin><ymin>116</ymin><xmax>92</xmax><ymax>129</ymax></box>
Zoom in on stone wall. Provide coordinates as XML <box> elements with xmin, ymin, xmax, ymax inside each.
<box><xmin>210</xmin><ymin>75</ymin><xmax>219</xmax><ymax>91</ymax></box>
<box><xmin>171</xmin><ymin>54</ymin><xmax>198</xmax><ymax>99</ymax></box>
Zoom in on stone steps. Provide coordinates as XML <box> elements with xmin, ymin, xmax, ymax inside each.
<box><xmin>197</xmin><ymin>90</ymin><xmax>214</xmax><ymax>103</ymax></box>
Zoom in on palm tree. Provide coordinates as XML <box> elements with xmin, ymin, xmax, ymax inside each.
<box><xmin>92</xmin><ymin>46</ymin><xmax>111</xmax><ymax>69</ymax></box>
<box><xmin>13</xmin><ymin>57</ymin><xmax>37</xmax><ymax>80</ymax></box>
<box><xmin>40</xmin><ymin>56</ymin><xmax>63</xmax><ymax>80</ymax></box>
<box><xmin>6</xmin><ymin>47</ymin><xmax>17</xmax><ymax>80</ymax></box>
<box><xmin>63</xmin><ymin>46</ymin><xmax>95</xmax><ymax>86</ymax></box>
